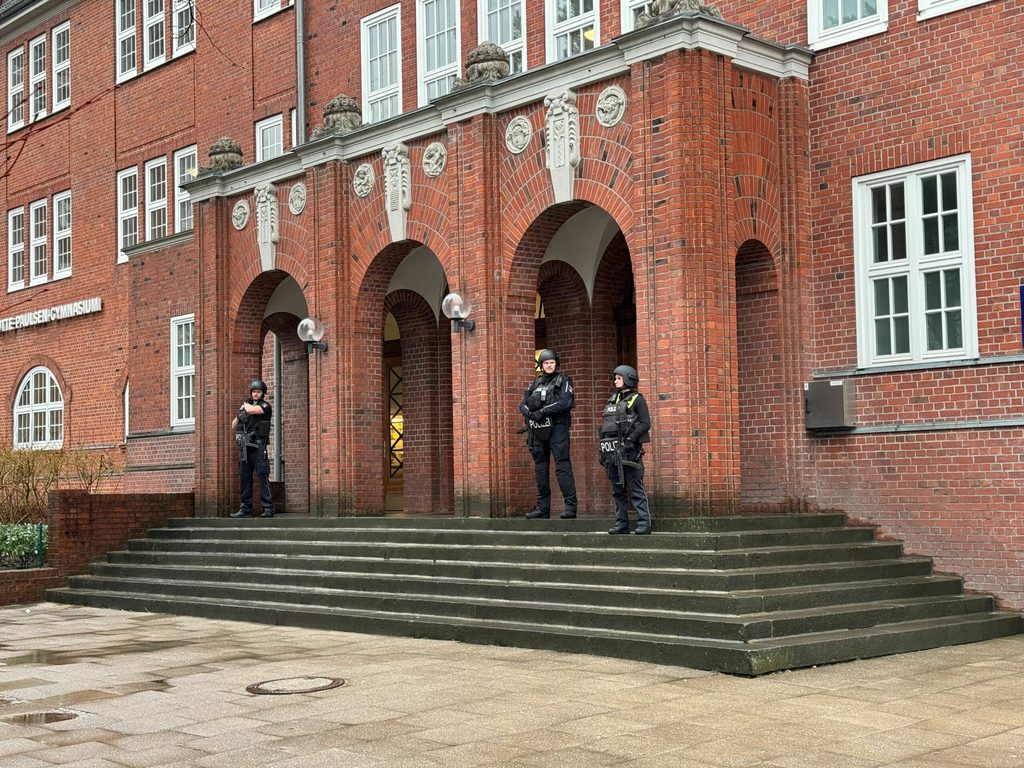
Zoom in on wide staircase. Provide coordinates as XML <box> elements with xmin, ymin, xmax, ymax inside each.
<box><xmin>47</xmin><ymin>514</ymin><xmax>1022</xmax><ymax>675</ymax></box>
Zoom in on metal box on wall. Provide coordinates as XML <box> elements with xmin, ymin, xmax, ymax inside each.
<box><xmin>804</xmin><ymin>379</ymin><xmax>856</xmax><ymax>430</ymax></box>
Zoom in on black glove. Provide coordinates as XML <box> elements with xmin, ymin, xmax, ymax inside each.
<box><xmin>622</xmin><ymin>438</ymin><xmax>637</xmax><ymax>452</ymax></box>
<box><xmin>529</xmin><ymin>410</ymin><xmax>544</xmax><ymax>421</ymax></box>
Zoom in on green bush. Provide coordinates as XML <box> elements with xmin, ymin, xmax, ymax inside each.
<box><xmin>0</xmin><ymin>523</ymin><xmax>46</xmax><ymax>569</ymax></box>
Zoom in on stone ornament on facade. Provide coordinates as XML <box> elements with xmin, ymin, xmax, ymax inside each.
<box><xmin>636</xmin><ymin>0</ymin><xmax>722</xmax><ymax>28</ymax></box>
<box><xmin>452</xmin><ymin>42</ymin><xmax>511</xmax><ymax>91</ymax></box>
<box><xmin>232</xmin><ymin>200</ymin><xmax>250</xmax><ymax>230</ymax></box>
<box><xmin>422</xmin><ymin>142</ymin><xmax>447</xmax><ymax>178</ymax></box>
<box><xmin>207</xmin><ymin>137</ymin><xmax>243</xmax><ymax>173</ymax></box>
<box><xmin>253</xmin><ymin>182</ymin><xmax>279</xmax><ymax>272</ymax></box>
<box><xmin>382</xmin><ymin>142</ymin><xmax>412</xmax><ymax>243</ymax></box>
<box><xmin>544</xmin><ymin>89</ymin><xmax>581</xmax><ymax>204</ymax></box>
<box><xmin>288</xmin><ymin>183</ymin><xmax>307</xmax><ymax>215</ymax></box>
<box><xmin>505</xmin><ymin>116</ymin><xmax>532</xmax><ymax>154</ymax></box>
<box><xmin>353</xmin><ymin>163</ymin><xmax>376</xmax><ymax>198</ymax></box>
<box><xmin>596</xmin><ymin>85</ymin><xmax>628</xmax><ymax>127</ymax></box>
<box><xmin>312</xmin><ymin>94</ymin><xmax>363</xmax><ymax>139</ymax></box>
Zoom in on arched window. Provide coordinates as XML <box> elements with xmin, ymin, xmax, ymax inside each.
<box><xmin>13</xmin><ymin>366</ymin><xmax>63</xmax><ymax>448</ymax></box>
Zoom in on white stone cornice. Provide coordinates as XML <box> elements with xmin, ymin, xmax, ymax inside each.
<box><xmin>0</xmin><ymin>0</ymin><xmax>74</xmax><ymax>44</ymax></box>
<box><xmin>184</xmin><ymin>14</ymin><xmax>811</xmax><ymax>203</ymax></box>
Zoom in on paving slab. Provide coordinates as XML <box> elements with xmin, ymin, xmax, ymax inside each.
<box><xmin>1</xmin><ymin>603</ymin><xmax>1023</xmax><ymax>767</ymax></box>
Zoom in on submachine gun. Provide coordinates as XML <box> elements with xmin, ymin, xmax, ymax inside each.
<box><xmin>600</xmin><ymin>400</ymin><xmax>642</xmax><ymax>486</ymax></box>
<box><xmin>234</xmin><ymin>405</ymin><xmax>260</xmax><ymax>461</ymax></box>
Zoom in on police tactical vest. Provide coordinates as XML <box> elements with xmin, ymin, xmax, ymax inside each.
<box><xmin>528</xmin><ymin>373</ymin><xmax>563</xmax><ymax>412</ymax></box>
<box><xmin>600</xmin><ymin>393</ymin><xmax>639</xmax><ymax>442</ymax></box>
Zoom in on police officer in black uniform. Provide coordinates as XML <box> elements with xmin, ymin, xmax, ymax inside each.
<box><xmin>231</xmin><ymin>379</ymin><xmax>275</xmax><ymax>518</ymax></box>
<box><xmin>519</xmin><ymin>349</ymin><xmax>579</xmax><ymax>519</ymax></box>
<box><xmin>599</xmin><ymin>365</ymin><xmax>652</xmax><ymax>534</ymax></box>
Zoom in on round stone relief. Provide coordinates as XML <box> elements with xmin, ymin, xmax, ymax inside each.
<box><xmin>232</xmin><ymin>200</ymin><xmax>250</xmax><ymax>230</ymax></box>
<box><xmin>423</xmin><ymin>142</ymin><xmax>447</xmax><ymax>178</ymax></box>
<box><xmin>505</xmin><ymin>116</ymin><xmax>532</xmax><ymax>155</ymax></box>
<box><xmin>596</xmin><ymin>85</ymin><xmax>628</xmax><ymax>128</ymax></box>
<box><xmin>353</xmin><ymin>163</ymin><xmax>376</xmax><ymax>198</ymax></box>
<box><xmin>288</xmin><ymin>183</ymin><xmax>307</xmax><ymax>215</ymax></box>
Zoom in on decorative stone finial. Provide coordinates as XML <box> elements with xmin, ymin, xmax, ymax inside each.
<box><xmin>206</xmin><ymin>137</ymin><xmax>243</xmax><ymax>172</ymax></box>
<box><xmin>452</xmin><ymin>42</ymin><xmax>510</xmax><ymax>91</ymax></box>
<box><xmin>636</xmin><ymin>0</ymin><xmax>722</xmax><ymax>29</ymax></box>
<box><xmin>313</xmin><ymin>94</ymin><xmax>363</xmax><ymax>138</ymax></box>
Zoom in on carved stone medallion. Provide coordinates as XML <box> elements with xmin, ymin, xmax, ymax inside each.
<box><xmin>423</xmin><ymin>142</ymin><xmax>447</xmax><ymax>178</ymax></box>
<box><xmin>232</xmin><ymin>200</ymin><xmax>250</xmax><ymax>230</ymax></box>
<box><xmin>353</xmin><ymin>163</ymin><xmax>376</xmax><ymax>198</ymax></box>
<box><xmin>596</xmin><ymin>85</ymin><xmax>628</xmax><ymax>127</ymax></box>
<box><xmin>505</xmin><ymin>116</ymin><xmax>532</xmax><ymax>155</ymax></box>
<box><xmin>288</xmin><ymin>183</ymin><xmax>307</xmax><ymax>215</ymax></box>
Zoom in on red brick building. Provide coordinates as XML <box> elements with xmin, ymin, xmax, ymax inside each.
<box><xmin>1</xmin><ymin>0</ymin><xmax>1021</xmax><ymax>606</ymax></box>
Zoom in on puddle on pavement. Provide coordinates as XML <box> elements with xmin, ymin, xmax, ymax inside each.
<box><xmin>2</xmin><ymin>711</ymin><xmax>78</xmax><ymax>725</ymax></box>
<box><xmin>108</xmin><ymin>680</ymin><xmax>171</xmax><ymax>695</ymax></box>
<box><xmin>3</xmin><ymin>640</ymin><xmax>192</xmax><ymax>666</ymax></box>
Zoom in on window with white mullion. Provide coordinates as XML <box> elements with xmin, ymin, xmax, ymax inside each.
<box><xmin>362</xmin><ymin>6</ymin><xmax>401</xmax><ymax>124</ymax></box>
<box><xmin>117</xmin><ymin>0</ymin><xmax>137</xmax><ymax>80</ymax></box>
<box><xmin>418</xmin><ymin>0</ymin><xmax>459</xmax><ymax>105</ymax></box>
<box><xmin>480</xmin><ymin>0</ymin><xmax>525</xmax><ymax>74</ymax></box>
<box><xmin>7</xmin><ymin>48</ymin><xmax>24</xmax><ymax>131</ymax></box>
<box><xmin>548</xmin><ymin>0</ymin><xmax>597</xmax><ymax>63</ymax></box>
<box><xmin>14</xmin><ymin>367</ymin><xmax>64</xmax><ymax>449</ymax></box>
<box><xmin>808</xmin><ymin>0</ymin><xmax>887</xmax><ymax>50</ymax></box>
<box><xmin>255</xmin><ymin>115</ymin><xmax>283</xmax><ymax>162</ymax></box>
<box><xmin>170</xmin><ymin>314</ymin><xmax>195</xmax><ymax>428</ymax></box>
<box><xmin>621</xmin><ymin>0</ymin><xmax>654</xmax><ymax>33</ymax></box>
<box><xmin>8</xmin><ymin>207</ymin><xmax>25</xmax><ymax>290</ymax></box>
<box><xmin>117</xmin><ymin>168</ymin><xmax>139</xmax><ymax>262</ymax></box>
<box><xmin>173</xmin><ymin>0</ymin><xmax>195</xmax><ymax>55</ymax></box>
<box><xmin>145</xmin><ymin>158</ymin><xmax>167</xmax><ymax>240</ymax></box>
<box><xmin>28</xmin><ymin>200</ymin><xmax>46</xmax><ymax>285</ymax></box>
<box><xmin>174</xmin><ymin>145</ymin><xmax>197</xmax><ymax>232</ymax></box>
<box><xmin>254</xmin><ymin>0</ymin><xmax>279</xmax><ymax>21</ymax></box>
<box><xmin>144</xmin><ymin>0</ymin><xmax>166</xmax><ymax>69</ymax></box>
<box><xmin>53</xmin><ymin>191</ymin><xmax>71</xmax><ymax>279</ymax></box>
<box><xmin>918</xmin><ymin>0</ymin><xmax>994</xmax><ymax>21</ymax></box>
<box><xmin>52</xmin><ymin>23</ymin><xmax>70</xmax><ymax>112</ymax></box>
<box><xmin>28</xmin><ymin>36</ymin><xmax>46</xmax><ymax>122</ymax></box>
<box><xmin>855</xmin><ymin>154</ymin><xmax>975</xmax><ymax>367</ymax></box>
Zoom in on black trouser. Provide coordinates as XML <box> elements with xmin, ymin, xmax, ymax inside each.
<box><xmin>606</xmin><ymin>448</ymin><xmax>650</xmax><ymax>529</ymax></box>
<box><xmin>529</xmin><ymin>420</ymin><xmax>577</xmax><ymax>514</ymax></box>
<box><xmin>239</xmin><ymin>439</ymin><xmax>274</xmax><ymax>514</ymax></box>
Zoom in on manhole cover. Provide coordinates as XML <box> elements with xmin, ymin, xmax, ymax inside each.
<box><xmin>2</xmin><ymin>711</ymin><xmax>79</xmax><ymax>725</ymax></box>
<box><xmin>245</xmin><ymin>676</ymin><xmax>345</xmax><ymax>695</ymax></box>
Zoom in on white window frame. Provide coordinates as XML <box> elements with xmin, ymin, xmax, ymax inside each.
<box><xmin>52</xmin><ymin>190</ymin><xmax>71</xmax><ymax>280</ymax></box>
<box><xmin>416</xmin><ymin>0</ymin><xmax>461</xmax><ymax>106</ymax></box>
<box><xmin>478</xmin><ymin>0</ymin><xmax>526</xmax><ymax>74</ymax></box>
<box><xmin>116</xmin><ymin>0</ymin><xmax>138</xmax><ymax>82</ymax></box>
<box><xmin>28</xmin><ymin>35</ymin><xmax>46</xmax><ymax>122</ymax></box>
<box><xmin>546</xmin><ymin>0</ymin><xmax>599</xmax><ymax>63</ymax></box>
<box><xmin>117</xmin><ymin>167</ymin><xmax>139</xmax><ymax>263</ymax></box>
<box><xmin>620</xmin><ymin>0</ymin><xmax>654</xmax><ymax>33</ymax></box>
<box><xmin>854</xmin><ymin>154</ymin><xmax>977</xmax><ymax>368</ymax></box>
<box><xmin>170</xmin><ymin>314</ymin><xmax>195</xmax><ymax>429</ymax></box>
<box><xmin>254</xmin><ymin>0</ymin><xmax>281</xmax><ymax>22</ymax></box>
<box><xmin>174</xmin><ymin>145</ymin><xmax>197</xmax><ymax>232</ymax></box>
<box><xmin>917</xmin><ymin>0</ymin><xmax>993</xmax><ymax>20</ymax></box>
<box><xmin>808</xmin><ymin>0</ymin><xmax>888</xmax><ymax>51</ymax></box>
<box><xmin>144</xmin><ymin>157</ymin><xmax>167</xmax><ymax>240</ymax></box>
<box><xmin>51</xmin><ymin>22</ymin><xmax>70</xmax><ymax>112</ymax></box>
<box><xmin>13</xmin><ymin>366</ymin><xmax>64</xmax><ymax>449</ymax></box>
<box><xmin>7</xmin><ymin>48</ymin><xmax>24</xmax><ymax>132</ymax></box>
<box><xmin>173</xmin><ymin>0</ymin><xmax>196</xmax><ymax>56</ymax></box>
<box><xmin>143</xmin><ymin>0</ymin><xmax>167</xmax><ymax>70</ymax></box>
<box><xmin>255</xmin><ymin>114</ymin><xmax>283</xmax><ymax>162</ymax></box>
<box><xmin>361</xmin><ymin>4</ymin><xmax>402</xmax><ymax>125</ymax></box>
<box><xmin>28</xmin><ymin>199</ymin><xmax>46</xmax><ymax>286</ymax></box>
<box><xmin>123</xmin><ymin>377</ymin><xmax>130</xmax><ymax>440</ymax></box>
<box><xmin>7</xmin><ymin>207</ymin><xmax>25</xmax><ymax>291</ymax></box>
<box><xmin>290</xmin><ymin>107</ymin><xmax>298</xmax><ymax>148</ymax></box>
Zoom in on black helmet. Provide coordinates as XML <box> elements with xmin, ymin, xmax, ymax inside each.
<box><xmin>249</xmin><ymin>379</ymin><xmax>268</xmax><ymax>394</ymax></box>
<box><xmin>536</xmin><ymin>349</ymin><xmax>560</xmax><ymax>368</ymax></box>
<box><xmin>612</xmin><ymin>365</ymin><xmax>638</xmax><ymax>388</ymax></box>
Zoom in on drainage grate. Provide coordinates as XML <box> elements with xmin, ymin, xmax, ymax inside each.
<box><xmin>245</xmin><ymin>676</ymin><xmax>345</xmax><ymax>695</ymax></box>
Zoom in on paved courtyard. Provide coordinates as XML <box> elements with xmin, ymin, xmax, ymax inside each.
<box><xmin>0</xmin><ymin>602</ymin><xmax>1022</xmax><ymax>767</ymax></box>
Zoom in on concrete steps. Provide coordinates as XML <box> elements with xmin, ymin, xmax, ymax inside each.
<box><xmin>47</xmin><ymin>514</ymin><xmax>1023</xmax><ymax>675</ymax></box>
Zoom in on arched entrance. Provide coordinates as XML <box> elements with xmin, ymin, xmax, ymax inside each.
<box><xmin>509</xmin><ymin>202</ymin><xmax>636</xmax><ymax>516</ymax></box>
<box><xmin>735</xmin><ymin>239</ymin><xmax>784</xmax><ymax>509</ymax></box>
<box><xmin>354</xmin><ymin>243</ymin><xmax>454</xmax><ymax>515</ymax></box>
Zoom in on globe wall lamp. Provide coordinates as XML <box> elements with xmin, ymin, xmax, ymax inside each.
<box><xmin>298</xmin><ymin>316</ymin><xmax>328</xmax><ymax>353</ymax></box>
<box><xmin>442</xmin><ymin>292</ymin><xmax>475</xmax><ymax>333</ymax></box>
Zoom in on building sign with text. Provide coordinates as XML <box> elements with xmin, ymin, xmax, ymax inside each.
<box><xmin>0</xmin><ymin>297</ymin><xmax>103</xmax><ymax>333</ymax></box>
